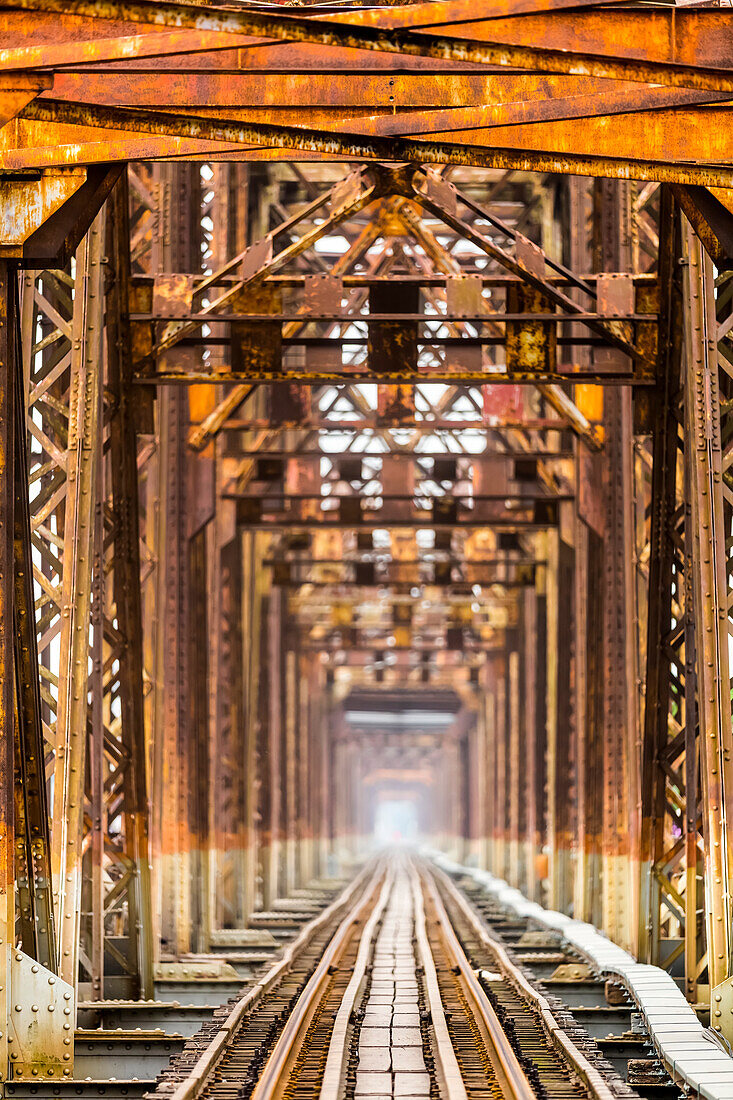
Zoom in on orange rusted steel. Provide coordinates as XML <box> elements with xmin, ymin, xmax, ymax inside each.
<box><xmin>35</xmin><ymin>74</ymin><xmax>723</xmax><ymax>114</ymax></box>
<box><xmin>5</xmin><ymin>0</ymin><xmax>733</xmax><ymax>92</ymax></box>
<box><xmin>7</xmin><ymin>100</ymin><xmax>733</xmax><ymax>189</ymax></box>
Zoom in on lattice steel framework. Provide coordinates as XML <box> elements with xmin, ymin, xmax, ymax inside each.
<box><xmin>20</xmin><ymin>188</ymin><xmax>153</xmax><ymax>1000</ymax></box>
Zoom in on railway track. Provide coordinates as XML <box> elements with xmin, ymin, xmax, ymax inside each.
<box><xmin>154</xmin><ymin>857</ymin><xmax>657</xmax><ymax>1100</ymax></box>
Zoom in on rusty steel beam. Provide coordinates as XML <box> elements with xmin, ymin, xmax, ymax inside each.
<box><xmin>638</xmin><ymin>191</ymin><xmax>706</xmax><ymax>998</ymax></box>
<box><xmin>682</xmin><ymin>223</ymin><xmax>733</xmax><ymax>1001</ymax></box>
<box><xmin>228</xmin><ymin>450</ymin><xmax>571</xmax><ymax>461</ymax></box>
<box><xmin>188</xmin><ymin>384</ymin><xmax>255</xmax><ymax>451</ymax></box>
<box><xmin>0</xmin><ymin>261</ymin><xmax>13</xmax><ymax>1078</ymax></box>
<box><xmin>147</xmin><ymin>163</ymin><xmax>202</xmax><ymax>959</ymax></box>
<box><xmin>0</xmin><ymin>249</ymin><xmax>76</xmax><ymax>1083</ymax></box>
<box><xmin>149</xmin><ymin>274</ymin><xmax>652</xmax><ymax>288</ymax></box>
<box><xmin>104</xmin><ymin>178</ymin><xmax>154</xmax><ymax>998</ymax></box>
<box><xmin>0</xmin><ymin>0</ymin><xmax>693</xmax><ymax>74</ymax></box>
<box><xmin>231</xmin><ymin>520</ymin><xmax>557</xmax><ymax>530</ymax></box>
<box><xmin>6</xmin><ymin>0</ymin><xmax>733</xmax><ymax>94</ymax></box>
<box><xmin>135</xmin><ymin>310</ymin><xmax>649</xmax><ymax>323</ymax></box>
<box><xmin>42</xmin><ymin>74</ymin><xmax>727</xmax><ymax>117</ymax></box>
<box><xmin>12</xmin><ymin>289</ymin><xmax>56</xmax><ymax>976</ymax></box>
<box><xmin>9</xmin><ymin>99</ymin><xmax>733</xmax><ymax>189</ymax></box>
<box><xmin>215</xmin><ymin>418</ymin><xmax>580</xmax><ymax>431</ymax></box>
<box><xmin>50</xmin><ymin>214</ymin><xmax>105</xmax><ymax>991</ymax></box>
<box><xmin>138</xmin><ymin>369</ymin><xmax>649</xmax><ymax>384</ymax></box>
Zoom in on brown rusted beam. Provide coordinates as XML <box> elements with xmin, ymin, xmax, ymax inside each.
<box><xmin>149</xmin><ymin>273</ymin><xmax>656</xmax><ymax>288</ymax></box>
<box><xmin>42</xmin><ymin>73</ymin><xmax>729</xmax><ymax>121</ymax></box>
<box><xmin>218</xmin><ymin>418</ymin><xmax>590</xmax><ymax>430</ymax></box>
<box><xmin>265</xmin><ymin>557</ymin><xmax>542</xmax><ymax>566</ymax></box>
<box><xmin>671</xmin><ymin>185</ymin><xmax>733</xmax><ymax>268</ymax></box>
<box><xmin>135</xmin><ymin>311</ymin><xmax>650</xmax><ymax>323</ymax></box>
<box><xmin>0</xmin><ymin>260</ymin><xmax>13</xmax><ymax>1070</ymax></box>
<box><xmin>0</xmin><ymin>0</ymin><xmax>639</xmax><ymax>75</ymax></box>
<box><xmin>188</xmin><ymin>384</ymin><xmax>256</xmax><ymax>452</ymax></box>
<box><xmin>136</xmin><ymin>369</ymin><xmax>649</xmax><ymax>384</ymax></box>
<box><xmin>0</xmin><ymin>71</ymin><xmax>52</xmax><ymax>125</ymax></box>
<box><xmin>12</xmin><ymin>278</ymin><xmax>57</xmax><ymax>973</ymax></box>
<box><xmin>230</xmin><ymin>519</ymin><xmax>556</xmax><ymax>529</ymax></box>
<box><xmin>14</xmin><ymin>99</ymin><xmax>733</xmax><ymax>187</ymax></box>
<box><xmin>105</xmin><ymin>176</ymin><xmax>154</xmax><ymax>997</ymax></box>
<box><xmin>7</xmin><ymin>0</ymin><xmax>733</xmax><ymax>94</ymax></box>
<box><xmin>230</xmin><ymin>449</ymin><xmax>571</xmax><ymax>460</ymax></box>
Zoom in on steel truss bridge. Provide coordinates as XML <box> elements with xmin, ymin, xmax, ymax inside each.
<box><xmin>1</xmin><ymin>0</ymin><xmax>733</xmax><ymax>1091</ymax></box>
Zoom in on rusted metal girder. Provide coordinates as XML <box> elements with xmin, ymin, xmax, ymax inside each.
<box><xmin>147</xmin><ymin>162</ymin><xmax>203</xmax><ymax>959</ymax></box>
<box><xmin>4</xmin><ymin>0</ymin><xmax>733</xmax><ymax>185</ymax></box>
<box><xmin>104</xmin><ymin>178</ymin><xmax>154</xmax><ymax>998</ymax></box>
<box><xmin>214</xmin><ymin>419</ymin><xmax>578</xmax><ymax>431</ymax></box>
<box><xmin>596</xmin><ymin>180</ymin><xmax>639</xmax><ymax>956</ymax></box>
<box><xmin>127</xmin><ymin>164</ymin><xmax>647</xmax><ymax>411</ymax></box>
<box><xmin>29</xmin><ymin>74</ymin><xmax>727</xmax><ymax>121</ymax></box>
<box><xmin>6</xmin><ymin>0</ymin><xmax>733</xmax><ymax>91</ymax></box>
<box><xmin>21</xmin><ymin>192</ymin><xmax>153</xmax><ymax>1001</ymax></box>
<box><xmin>681</xmin><ymin>223</ymin><xmax>733</xmax><ymax>1007</ymax></box>
<box><xmin>140</xmin><ymin>368</ymin><xmax>648</xmax><ymax>385</ymax></box>
<box><xmin>236</xmin><ymin>170</ymin><xmax>622</xmax><ymax>347</ymax></box>
<box><xmin>0</xmin><ymin>260</ymin><xmax>12</xmax><ymax>1082</ymax></box>
<box><xmin>0</xmin><ymin>251</ymin><xmax>75</xmax><ymax>1084</ymax></box>
<box><xmin>639</xmin><ymin>192</ymin><xmax>706</xmax><ymax>1000</ymax></box>
<box><xmin>11</xmin><ymin>99</ymin><xmax>733</xmax><ymax>191</ymax></box>
<box><xmin>50</xmin><ymin>213</ymin><xmax>104</xmax><ymax>992</ymax></box>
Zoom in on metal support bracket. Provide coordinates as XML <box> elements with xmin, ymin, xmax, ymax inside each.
<box><xmin>4</xmin><ymin>948</ymin><xmax>74</xmax><ymax>1082</ymax></box>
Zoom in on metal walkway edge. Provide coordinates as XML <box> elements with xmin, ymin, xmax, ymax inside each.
<box><xmin>432</xmin><ymin>855</ymin><xmax>733</xmax><ymax>1100</ymax></box>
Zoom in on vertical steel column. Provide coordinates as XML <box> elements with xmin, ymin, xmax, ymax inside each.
<box><xmin>284</xmin><ymin>648</ymin><xmax>297</xmax><ymax>893</ymax></box>
<box><xmin>52</xmin><ymin>216</ymin><xmax>104</xmax><ymax>988</ymax></box>
<box><xmin>316</xmin><ymin>670</ymin><xmax>332</xmax><ymax>878</ymax></box>
<box><xmin>589</xmin><ymin>179</ymin><xmax>640</xmax><ymax>953</ymax></box>
<box><xmin>638</xmin><ymin>191</ymin><xmax>702</xmax><ymax>989</ymax></box>
<box><xmin>507</xmin><ymin>632</ymin><xmax>524</xmax><ymax>892</ymax></box>
<box><xmin>602</xmin><ymin>378</ymin><xmax>638</xmax><ymax>951</ymax></box>
<box><xmin>206</xmin><ymin>163</ymin><xmax>251</xmax><ymax>932</ymax></box>
<box><xmin>150</xmin><ymin>163</ymin><xmax>201</xmax><ymax>956</ymax></box>
<box><xmin>466</xmin><ymin>702</ymin><xmax>484</xmax><ymax>868</ymax></box>
<box><xmin>13</xmin><ymin>279</ymin><xmax>55</xmax><ymax>976</ymax></box>
<box><xmin>494</xmin><ymin>655</ymin><xmax>508</xmax><ymax>881</ymax></box>
<box><xmin>298</xmin><ymin>653</ymin><xmax>313</xmax><ymax>886</ymax></box>
<box><xmin>2</xmin><ymin>250</ymin><xmax>74</xmax><ymax>1079</ymax></box>
<box><xmin>105</xmin><ymin>178</ymin><xmax>154</xmax><ymax>998</ymax></box>
<box><xmin>0</xmin><ymin>260</ymin><xmax>16</xmax><ymax>1075</ymax></box>
<box><xmin>682</xmin><ymin>223</ymin><xmax>733</xmax><ymax>996</ymax></box>
<box><xmin>188</xmin><ymin>529</ymin><xmax>210</xmax><ymax>953</ymax></box>
<box><xmin>244</xmin><ymin>529</ymin><xmax>265</xmax><ymax>916</ymax></box>
<box><xmin>263</xmin><ymin>588</ymin><xmax>283</xmax><ymax>907</ymax></box>
<box><xmin>154</xmin><ymin>379</ymin><xmax>191</xmax><ymax>953</ymax></box>
<box><xmin>567</xmin><ymin>185</ymin><xmax>592</xmax><ymax>924</ymax></box>
<box><xmin>522</xmin><ymin>590</ymin><xmax>539</xmax><ymax>900</ymax></box>
<box><xmin>211</xmin><ymin>533</ymin><xmax>246</xmax><ymax>928</ymax></box>
<box><xmin>481</xmin><ymin>663</ymin><xmax>497</xmax><ymax>873</ymax></box>
<box><xmin>547</xmin><ymin>532</ymin><xmax>576</xmax><ymax>914</ymax></box>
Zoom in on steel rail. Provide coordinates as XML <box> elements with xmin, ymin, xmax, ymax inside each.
<box><xmin>318</xmin><ymin>865</ymin><xmax>395</xmax><ymax>1100</ymax></box>
<box><xmin>408</xmin><ymin>860</ymin><xmax>468</xmax><ymax>1100</ymax></box>
<box><xmin>430</xmin><ymin>863</ymin><xmax>618</xmax><ymax>1100</ymax></box>
<box><xmin>166</xmin><ymin>863</ymin><xmax>380</xmax><ymax>1100</ymax></box>
<box><xmin>414</xmin><ymin>861</ymin><xmax>535</xmax><ymax>1100</ymax></box>
<box><xmin>250</xmin><ymin>860</ymin><xmax>389</xmax><ymax>1100</ymax></box>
